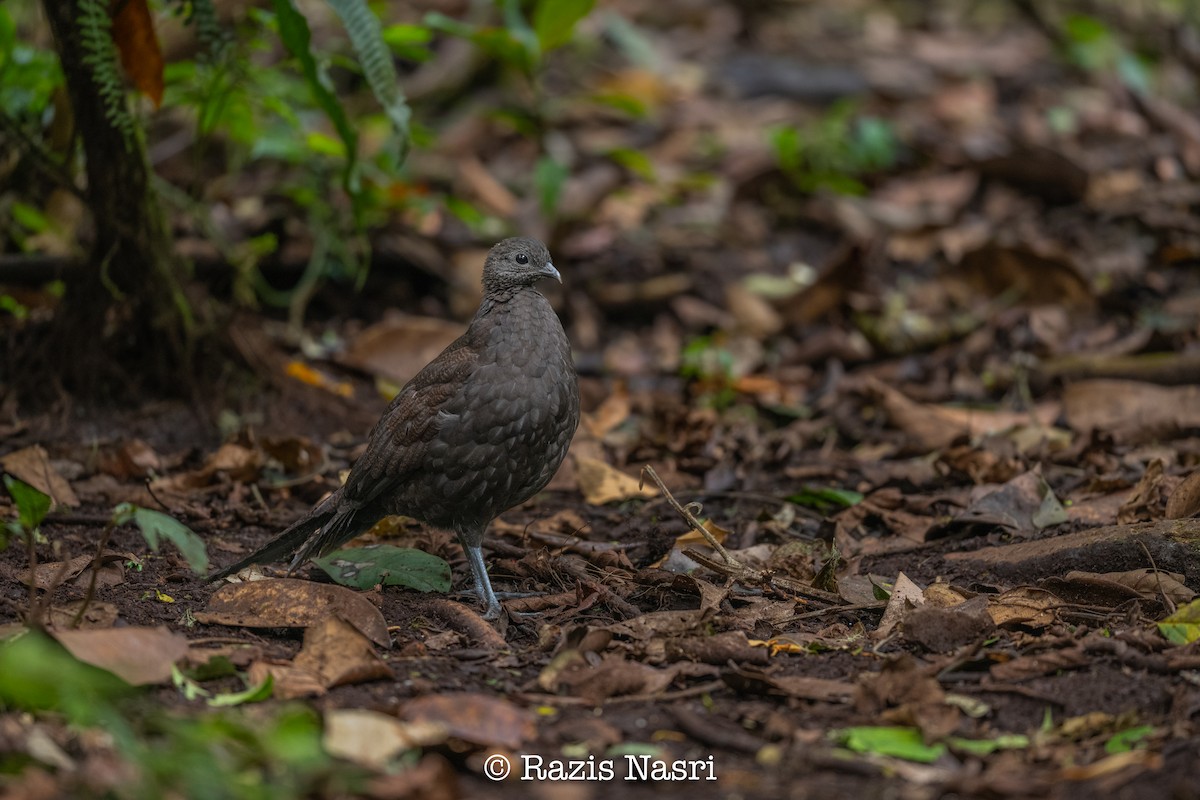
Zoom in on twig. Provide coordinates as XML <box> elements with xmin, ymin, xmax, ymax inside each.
<box><xmin>1137</xmin><ymin>538</ymin><xmax>1175</xmax><ymax>615</ymax></box>
<box><xmin>644</xmin><ymin>464</ymin><xmax>845</xmax><ymax>606</ymax></box>
<box><xmin>25</xmin><ymin>543</ymin><xmax>74</xmax><ymax>630</ymax></box>
<box><xmin>517</xmin><ymin>679</ymin><xmax>726</xmax><ymax>707</ymax></box>
<box><xmin>641</xmin><ymin>465</ymin><xmax>739</xmax><ymax>565</ymax></box>
<box><xmin>787</xmin><ymin>600</ymin><xmax>887</xmax><ymax>621</ymax></box>
<box><xmin>72</xmin><ymin>516</ymin><xmax>117</xmax><ymax>628</ymax></box>
<box><xmin>144</xmin><ymin>477</ymin><xmax>173</xmax><ymax>512</ymax></box>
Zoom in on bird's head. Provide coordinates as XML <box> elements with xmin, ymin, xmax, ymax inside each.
<box><xmin>481</xmin><ymin>237</ymin><xmax>559</xmax><ymax>293</ymax></box>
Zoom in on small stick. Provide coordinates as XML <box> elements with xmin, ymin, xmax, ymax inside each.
<box><xmin>72</xmin><ymin>516</ymin><xmax>118</xmax><ymax>628</ymax></box>
<box><xmin>641</xmin><ymin>465</ymin><xmax>739</xmax><ymax>566</ymax></box>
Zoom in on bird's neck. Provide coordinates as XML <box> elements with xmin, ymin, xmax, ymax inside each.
<box><xmin>476</xmin><ymin>285</ymin><xmax>543</xmax><ymax>316</ymax></box>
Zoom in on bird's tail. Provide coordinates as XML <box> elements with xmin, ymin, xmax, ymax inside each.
<box><xmin>206</xmin><ymin>505</ymin><xmax>338</xmax><ymax>582</ymax></box>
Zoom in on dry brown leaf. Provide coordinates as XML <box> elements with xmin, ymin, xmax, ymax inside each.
<box><xmin>1117</xmin><ymin>458</ymin><xmax>1166</xmax><ymax>524</ymax></box>
<box><xmin>18</xmin><ymin>553</ymin><xmax>109</xmax><ymax>590</ymax></box>
<box><xmin>1166</xmin><ymin>470</ymin><xmax>1200</xmax><ymax>520</ymax></box>
<box><xmin>1</xmin><ymin>445</ymin><xmax>79</xmax><ymax>507</ymax></box>
<box><xmin>248</xmin><ymin>661</ymin><xmax>326</xmax><ymax>700</ymax></box>
<box><xmin>292</xmin><ymin>616</ymin><xmax>391</xmax><ymax>689</ymax></box>
<box><xmin>876</xmin><ymin>572</ymin><xmax>925</xmax><ymax>639</ymax></box>
<box><xmin>574</xmin><ymin>456</ymin><xmax>657</xmax><ymax>505</ymax></box>
<box><xmin>337</xmin><ymin>314</ymin><xmax>465</xmax><ymax>385</ymax></box>
<box><xmin>324</xmin><ymin>709</ymin><xmax>449</xmax><ymax>769</ymax></box>
<box><xmin>457</xmin><ymin>156</ymin><xmax>518</xmax><ymax>216</ymax></box>
<box><xmin>196</xmin><ymin>579</ymin><xmax>390</xmax><ymax>648</ymax></box>
<box><xmin>47</xmin><ymin>601</ymin><xmax>119</xmax><ymax>629</ymax></box>
<box><xmin>871</xmin><ymin>379</ymin><xmax>1059</xmax><ymax>452</ymax></box>
<box><xmin>903</xmin><ymin>596</ymin><xmax>995</xmax><ymax>653</ymax></box>
<box><xmin>1043</xmin><ymin>569</ymin><xmax>1195</xmax><ymax>608</ymax></box>
<box><xmin>52</xmin><ymin>626</ymin><xmax>189</xmax><ymax>686</ymax></box>
<box><xmin>111</xmin><ymin>0</ymin><xmax>164</xmax><ymax>106</ymax></box>
<box><xmin>958</xmin><ymin>243</ymin><xmax>1093</xmax><ymax>308</ymax></box>
<box><xmin>401</xmin><ymin>694</ymin><xmax>535</xmax><ymax>749</ymax></box>
<box><xmin>988</xmin><ymin>587</ymin><xmax>1058</xmax><ymax>629</ymax></box>
<box><xmin>989</xmin><ymin>647</ymin><xmax>1090</xmax><ymax>682</ymax></box>
<box><xmin>97</xmin><ymin>439</ymin><xmax>162</xmax><ymax>480</ymax></box>
<box><xmin>726</xmin><ymin>282</ymin><xmax>783</xmax><ymax>337</ymax></box>
<box><xmin>580</xmin><ymin>384</ymin><xmax>631</xmax><ymax>439</ymax></box>
<box><xmin>1062</xmin><ymin>380</ymin><xmax>1200</xmax><ymax>443</ymax></box>
<box><xmin>554</xmin><ymin>655</ymin><xmax>679</xmax><ymax>704</ymax></box>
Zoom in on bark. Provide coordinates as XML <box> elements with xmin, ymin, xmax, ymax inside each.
<box><xmin>38</xmin><ymin>0</ymin><xmax>194</xmax><ymax>396</ymax></box>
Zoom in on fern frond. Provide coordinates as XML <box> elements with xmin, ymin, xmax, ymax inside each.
<box><xmin>78</xmin><ymin>0</ymin><xmax>135</xmax><ymax>149</ymax></box>
<box><xmin>326</xmin><ymin>0</ymin><xmax>412</xmax><ymax>164</ymax></box>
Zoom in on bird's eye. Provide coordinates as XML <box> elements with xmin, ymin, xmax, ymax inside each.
<box><xmin>515</xmin><ymin>253</ymin><xmax>529</xmax><ymax>264</ymax></box>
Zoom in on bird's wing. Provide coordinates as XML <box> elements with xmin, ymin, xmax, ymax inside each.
<box><xmin>337</xmin><ymin>333</ymin><xmax>480</xmax><ymax>510</ymax></box>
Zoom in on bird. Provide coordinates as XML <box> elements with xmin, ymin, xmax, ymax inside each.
<box><xmin>209</xmin><ymin>237</ymin><xmax>580</xmax><ymax>619</ymax></box>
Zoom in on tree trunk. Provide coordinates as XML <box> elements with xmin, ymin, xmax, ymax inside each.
<box><xmin>39</xmin><ymin>0</ymin><xmax>194</xmax><ymax>397</ymax></box>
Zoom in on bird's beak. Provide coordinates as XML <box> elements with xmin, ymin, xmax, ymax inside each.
<box><xmin>541</xmin><ymin>261</ymin><xmax>562</xmax><ymax>283</ymax></box>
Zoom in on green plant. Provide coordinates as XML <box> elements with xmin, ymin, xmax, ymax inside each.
<box><xmin>0</xmin><ymin>6</ymin><xmax>62</xmax><ymax>123</ymax></box>
<box><xmin>680</xmin><ymin>335</ymin><xmax>737</xmax><ymax>409</ymax></box>
<box><xmin>1062</xmin><ymin>14</ymin><xmax>1153</xmax><ymax>94</ymax></box>
<box><xmin>0</xmin><ymin>630</ymin><xmax>345</xmax><ymax>799</ymax></box>
<box><xmin>769</xmin><ymin>101</ymin><xmax>898</xmax><ymax>195</ymax></box>
<box><xmin>425</xmin><ymin>0</ymin><xmax>594</xmax><ymax>77</ymax></box>
<box><xmin>2</xmin><ymin>475</ymin><xmax>50</xmax><ymax>550</ymax></box>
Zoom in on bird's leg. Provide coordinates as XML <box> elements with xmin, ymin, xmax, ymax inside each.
<box><xmin>461</xmin><ymin>538</ymin><xmax>501</xmax><ymax>620</ymax></box>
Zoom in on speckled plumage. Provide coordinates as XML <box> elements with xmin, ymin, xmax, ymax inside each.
<box><xmin>209</xmin><ymin>238</ymin><xmax>580</xmax><ymax>618</ymax></box>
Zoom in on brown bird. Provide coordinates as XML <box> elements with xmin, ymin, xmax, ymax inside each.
<box><xmin>209</xmin><ymin>237</ymin><xmax>580</xmax><ymax>618</ymax></box>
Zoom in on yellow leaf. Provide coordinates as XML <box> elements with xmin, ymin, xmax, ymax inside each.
<box><xmin>574</xmin><ymin>456</ymin><xmax>657</xmax><ymax>505</ymax></box>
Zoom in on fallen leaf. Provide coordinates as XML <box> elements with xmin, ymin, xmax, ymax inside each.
<box><xmin>553</xmin><ymin>655</ymin><xmax>679</xmax><ymax>703</ymax></box>
<box><xmin>17</xmin><ymin>551</ymin><xmax>125</xmax><ymax>590</ymax></box>
<box><xmin>1165</xmin><ymin>470</ymin><xmax>1200</xmax><ymax>520</ymax></box>
<box><xmin>1117</xmin><ymin>458</ymin><xmax>1166</xmax><ymax>524</ymax></box>
<box><xmin>324</xmin><ymin>709</ymin><xmax>448</xmax><ymax>769</ymax></box>
<box><xmin>1063</xmin><ymin>380</ymin><xmax>1200</xmax><ymax>443</ymax></box>
<box><xmin>292</xmin><ymin>616</ymin><xmax>392</xmax><ymax>689</ymax></box>
<box><xmin>876</xmin><ymin>572</ymin><xmax>925</xmax><ymax>639</ymax></box>
<box><xmin>402</xmin><ymin>694</ymin><xmax>535</xmax><ymax>749</ymax></box>
<box><xmin>196</xmin><ymin>579</ymin><xmax>391</xmax><ymax>647</ymax></box>
<box><xmin>1158</xmin><ymin>599</ymin><xmax>1200</xmax><ymax>645</ymax></box>
<box><xmin>988</xmin><ymin>587</ymin><xmax>1058</xmax><ymax>629</ymax></box>
<box><xmin>580</xmin><ymin>384</ymin><xmax>631</xmax><ymax>439</ymax></box>
<box><xmin>574</xmin><ymin>456</ymin><xmax>657</xmax><ymax>505</ymax></box>
<box><xmin>285</xmin><ymin>361</ymin><xmax>353</xmax><ymax>398</ymax></box>
<box><xmin>337</xmin><ymin>314</ymin><xmax>465</xmax><ymax>385</ymax></box>
<box><xmin>1</xmin><ymin>445</ymin><xmax>79</xmax><ymax>508</ymax></box>
<box><xmin>248</xmin><ymin>661</ymin><xmax>325</xmax><ymax>700</ymax></box>
<box><xmin>52</xmin><ymin>626</ymin><xmax>189</xmax><ymax>686</ymax></box>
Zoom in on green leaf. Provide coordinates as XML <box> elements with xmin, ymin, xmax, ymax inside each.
<box><xmin>0</xmin><ymin>629</ymin><xmax>134</xmax><ymax>725</ymax></box>
<box><xmin>500</xmin><ymin>0</ymin><xmax>539</xmax><ymax>71</ymax></box>
<box><xmin>314</xmin><ymin>545</ymin><xmax>452</xmax><ymax>592</ymax></box>
<box><xmin>382</xmin><ymin>23</ymin><xmax>433</xmax><ymax>61</ymax></box>
<box><xmin>534</xmin><ymin>156</ymin><xmax>569</xmax><ymax>218</ymax></box>
<box><xmin>946</xmin><ymin>734</ymin><xmax>1029</xmax><ymax>756</ymax></box>
<box><xmin>1105</xmin><ymin>725</ymin><xmax>1154</xmax><ymax>754</ymax></box>
<box><xmin>788</xmin><ymin>486</ymin><xmax>864</xmax><ymax>512</ymax></box>
<box><xmin>1158</xmin><ymin>598</ymin><xmax>1200</xmax><ymax>645</ymax></box>
<box><xmin>207</xmin><ymin>673</ymin><xmax>274</xmax><ymax>707</ymax></box>
<box><xmin>533</xmin><ymin>0</ymin><xmax>594</xmax><ymax>51</ymax></box>
<box><xmin>271</xmin><ymin>0</ymin><xmax>361</xmax><ymax>196</ymax></box>
<box><xmin>121</xmin><ymin>505</ymin><xmax>209</xmax><ymax>574</ymax></box>
<box><xmin>835</xmin><ymin>726</ymin><xmax>945</xmax><ymax>763</ymax></box>
<box><xmin>4</xmin><ymin>475</ymin><xmax>51</xmax><ymax>532</ymax></box>
<box><xmin>607</xmin><ymin>148</ymin><xmax>656</xmax><ymax>181</ymax></box>
<box><xmin>172</xmin><ymin>664</ymin><xmax>212</xmax><ymax>701</ymax></box>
